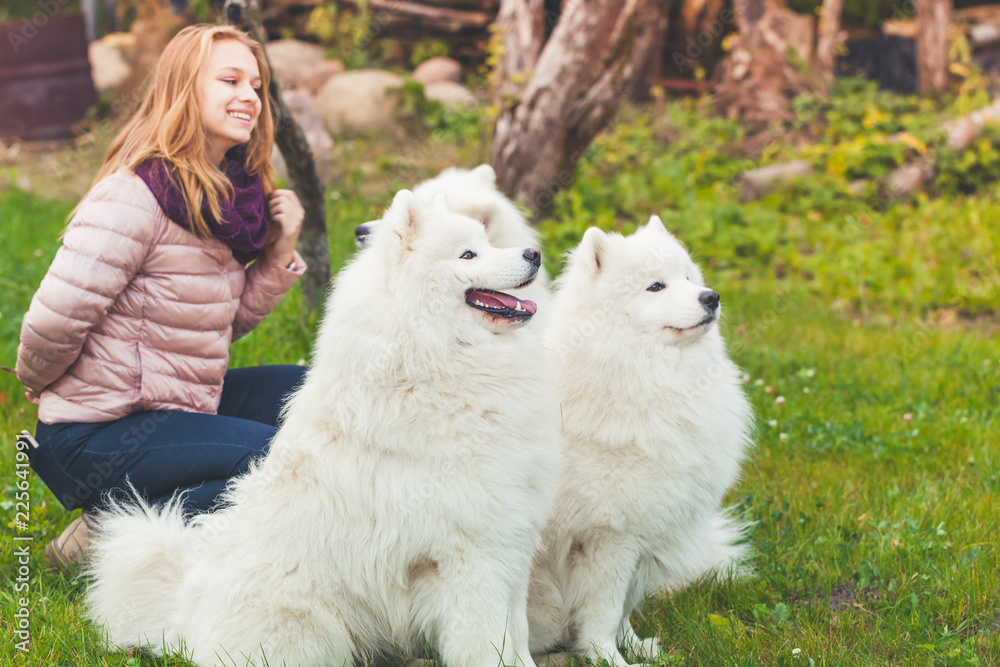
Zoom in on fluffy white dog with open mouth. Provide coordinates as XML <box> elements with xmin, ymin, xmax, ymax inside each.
<box><xmin>356</xmin><ymin>165</ymin><xmax>549</xmax><ymax>323</ymax></box>
<box><xmin>527</xmin><ymin>216</ymin><xmax>754</xmax><ymax>666</ymax></box>
<box><xmin>85</xmin><ymin>190</ymin><xmax>561</xmax><ymax>667</ymax></box>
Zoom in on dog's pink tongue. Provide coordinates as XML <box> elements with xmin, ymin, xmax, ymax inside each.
<box><xmin>467</xmin><ymin>289</ymin><xmax>538</xmax><ymax>315</ymax></box>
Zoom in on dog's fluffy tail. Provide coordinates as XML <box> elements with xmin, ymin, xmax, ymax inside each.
<box><xmin>707</xmin><ymin>508</ymin><xmax>755</xmax><ymax>581</ymax></box>
<box><xmin>85</xmin><ymin>493</ymin><xmax>191</xmax><ymax>655</ymax></box>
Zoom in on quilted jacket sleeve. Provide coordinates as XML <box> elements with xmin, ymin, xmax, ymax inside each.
<box><xmin>15</xmin><ymin>176</ymin><xmax>157</xmax><ymax>397</ymax></box>
<box><xmin>231</xmin><ymin>249</ymin><xmax>307</xmax><ymax>342</ymax></box>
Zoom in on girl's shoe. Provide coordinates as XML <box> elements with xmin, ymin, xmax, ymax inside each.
<box><xmin>45</xmin><ymin>514</ymin><xmax>91</xmax><ymax>572</ymax></box>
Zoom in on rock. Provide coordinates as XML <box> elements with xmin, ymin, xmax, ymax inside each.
<box><xmin>301</xmin><ymin>60</ymin><xmax>345</xmax><ymax>95</ymax></box>
<box><xmin>102</xmin><ymin>32</ymin><xmax>136</xmax><ymax>60</ymax></box>
<box><xmin>424</xmin><ymin>81</ymin><xmax>477</xmax><ymax>110</ymax></box>
<box><xmin>315</xmin><ymin>70</ymin><xmax>404</xmax><ymax>135</ymax></box>
<box><xmin>265</xmin><ymin>40</ymin><xmax>326</xmax><ymax>90</ymax></box>
<box><xmin>413</xmin><ymin>57</ymin><xmax>462</xmax><ymax>85</ymax></box>
<box><xmin>89</xmin><ymin>39</ymin><xmax>131</xmax><ymax>93</ymax></box>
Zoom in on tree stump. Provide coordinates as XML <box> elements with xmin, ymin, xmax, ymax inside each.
<box><xmin>713</xmin><ymin>0</ymin><xmax>822</xmax><ymax>129</ymax></box>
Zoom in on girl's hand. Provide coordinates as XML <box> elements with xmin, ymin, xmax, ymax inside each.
<box><xmin>266</xmin><ymin>189</ymin><xmax>304</xmax><ymax>267</ymax></box>
<box><xmin>25</xmin><ymin>390</ymin><xmax>39</xmax><ymax>406</ymax></box>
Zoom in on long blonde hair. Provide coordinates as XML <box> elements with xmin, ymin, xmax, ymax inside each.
<box><xmin>94</xmin><ymin>24</ymin><xmax>276</xmax><ymax>237</ymax></box>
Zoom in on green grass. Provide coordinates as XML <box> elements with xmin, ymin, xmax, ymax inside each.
<box><xmin>1</xmin><ymin>86</ymin><xmax>999</xmax><ymax>665</ymax></box>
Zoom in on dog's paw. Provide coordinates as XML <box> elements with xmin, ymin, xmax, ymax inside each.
<box><xmin>632</xmin><ymin>637</ymin><xmax>661</xmax><ymax>662</ymax></box>
<box><xmin>583</xmin><ymin>644</ymin><xmax>631</xmax><ymax>667</ymax></box>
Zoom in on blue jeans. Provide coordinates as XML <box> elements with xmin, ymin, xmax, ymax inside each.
<box><xmin>31</xmin><ymin>365</ymin><xmax>307</xmax><ymax>515</ymax></box>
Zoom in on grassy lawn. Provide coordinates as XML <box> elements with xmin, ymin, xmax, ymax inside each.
<box><xmin>1</xmin><ymin>88</ymin><xmax>998</xmax><ymax>665</ymax></box>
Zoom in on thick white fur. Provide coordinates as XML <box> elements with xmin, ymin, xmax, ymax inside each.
<box><xmin>86</xmin><ymin>190</ymin><xmax>561</xmax><ymax>667</ymax></box>
<box><xmin>527</xmin><ymin>216</ymin><xmax>754</xmax><ymax>666</ymax></box>
<box><xmin>411</xmin><ymin>166</ymin><xmax>541</xmax><ymax>260</ymax></box>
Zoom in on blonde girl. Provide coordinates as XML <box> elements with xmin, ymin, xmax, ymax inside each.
<box><xmin>16</xmin><ymin>24</ymin><xmax>309</xmax><ymax>571</ymax></box>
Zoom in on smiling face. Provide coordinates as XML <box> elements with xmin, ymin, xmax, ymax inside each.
<box><xmin>198</xmin><ymin>39</ymin><xmax>263</xmax><ymax>165</ymax></box>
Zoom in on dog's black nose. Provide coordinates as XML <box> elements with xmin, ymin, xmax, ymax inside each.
<box><xmin>523</xmin><ymin>248</ymin><xmax>541</xmax><ymax>268</ymax></box>
<box><xmin>699</xmin><ymin>290</ymin><xmax>720</xmax><ymax>311</ymax></box>
<box><xmin>355</xmin><ymin>223</ymin><xmax>371</xmax><ymax>240</ymax></box>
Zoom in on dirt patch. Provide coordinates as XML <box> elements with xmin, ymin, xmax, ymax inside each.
<box><xmin>796</xmin><ymin>581</ymin><xmax>895</xmax><ymax>611</ymax></box>
<box><xmin>0</xmin><ymin>128</ymin><xmax>116</xmax><ymax>203</ymax></box>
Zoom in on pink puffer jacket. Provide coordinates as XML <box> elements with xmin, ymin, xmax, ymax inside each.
<box><xmin>16</xmin><ymin>171</ymin><xmax>306</xmax><ymax>424</ymax></box>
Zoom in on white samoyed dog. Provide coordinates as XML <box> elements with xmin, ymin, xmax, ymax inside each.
<box><xmin>85</xmin><ymin>190</ymin><xmax>561</xmax><ymax>667</ymax></box>
<box><xmin>526</xmin><ymin>216</ymin><xmax>754</xmax><ymax>666</ymax></box>
<box><xmin>356</xmin><ymin>165</ymin><xmax>549</xmax><ymax>322</ymax></box>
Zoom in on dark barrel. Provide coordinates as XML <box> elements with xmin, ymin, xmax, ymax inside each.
<box><xmin>0</xmin><ymin>13</ymin><xmax>97</xmax><ymax>141</ymax></box>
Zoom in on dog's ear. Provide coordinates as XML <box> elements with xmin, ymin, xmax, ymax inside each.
<box><xmin>645</xmin><ymin>215</ymin><xmax>670</xmax><ymax>236</ymax></box>
<box><xmin>428</xmin><ymin>192</ymin><xmax>450</xmax><ymax>212</ymax></box>
<box><xmin>470</xmin><ymin>164</ymin><xmax>497</xmax><ymax>186</ymax></box>
<box><xmin>387</xmin><ymin>190</ymin><xmax>424</xmax><ymax>247</ymax></box>
<box><xmin>576</xmin><ymin>227</ymin><xmax>608</xmax><ymax>276</ymax></box>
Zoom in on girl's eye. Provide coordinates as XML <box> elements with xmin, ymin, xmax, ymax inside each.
<box><xmin>460</xmin><ymin>250</ymin><xmax>477</xmax><ymax>260</ymax></box>
<box><xmin>647</xmin><ymin>282</ymin><xmax>665</xmax><ymax>292</ymax></box>
<box><xmin>222</xmin><ymin>79</ymin><xmax>237</xmax><ymax>85</ymax></box>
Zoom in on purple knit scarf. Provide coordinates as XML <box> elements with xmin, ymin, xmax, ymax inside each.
<box><xmin>135</xmin><ymin>147</ymin><xmax>269</xmax><ymax>265</ymax></box>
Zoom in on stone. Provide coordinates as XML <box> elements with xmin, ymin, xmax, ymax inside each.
<box><xmin>88</xmin><ymin>39</ymin><xmax>131</xmax><ymax>93</ymax></box>
<box><xmin>281</xmin><ymin>88</ymin><xmax>335</xmax><ymax>181</ymax></box>
<box><xmin>301</xmin><ymin>60</ymin><xmax>345</xmax><ymax>95</ymax></box>
<box><xmin>314</xmin><ymin>69</ymin><xmax>404</xmax><ymax>135</ymax></box>
<box><xmin>413</xmin><ymin>57</ymin><xmax>462</xmax><ymax>86</ymax></box>
<box><xmin>424</xmin><ymin>81</ymin><xmax>477</xmax><ymax>110</ymax></box>
<box><xmin>265</xmin><ymin>40</ymin><xmax>326</xmax><ymax>90</ymax></box>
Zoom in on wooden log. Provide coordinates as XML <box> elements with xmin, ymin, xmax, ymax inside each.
<box><xmin>335</xmin><ymin>0</ymin><xmax>495</xmax><ymax>31</ymax></box>
<box><xmin>734</xmin><ymin>159</ymin><xmax>814</xmax><ymax>202</ymax></box>
<box><xmin>942</xmin><ymin>97</ymin><xmax>1000</xmax><ymax>151</ymax></box>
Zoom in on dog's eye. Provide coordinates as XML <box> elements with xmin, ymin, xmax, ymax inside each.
<box><xmin>460</xmin><ymin>250</ymin><xmax>477</xmax><ymax>260</ymax></box>
<box><xmin>647</xmin><ymin>282</ymin><xmax>665</xmax><ymax>292</ymax></box>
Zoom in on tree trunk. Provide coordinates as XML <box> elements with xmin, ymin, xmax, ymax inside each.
<box><xmin>815</xmin><ymin>0</ymin><xmax>843</xmax><ymax>75</ymax></box>
<box><xmin>714</xmin><ymin>0</ymin><xmax>821</xmax><ymax>128</ymax></box>
<box><xmin>491</xmin><ymin>0</ymin><xmax>546</xmax><ymax>111</ymax></box>
<box><xmin>491</xmin><ymin>0</ymin><xmax>670</xmax><ymax>219</ymax></box>
<box><xmin>915</xmin><ymin>0</ymin><xmax>952</xmax><ymax>95</ymax></box>
<box><xmin>228</xmin><ymin>0</ymin><xmax>330</xmax><ymax>311</ymax></box>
